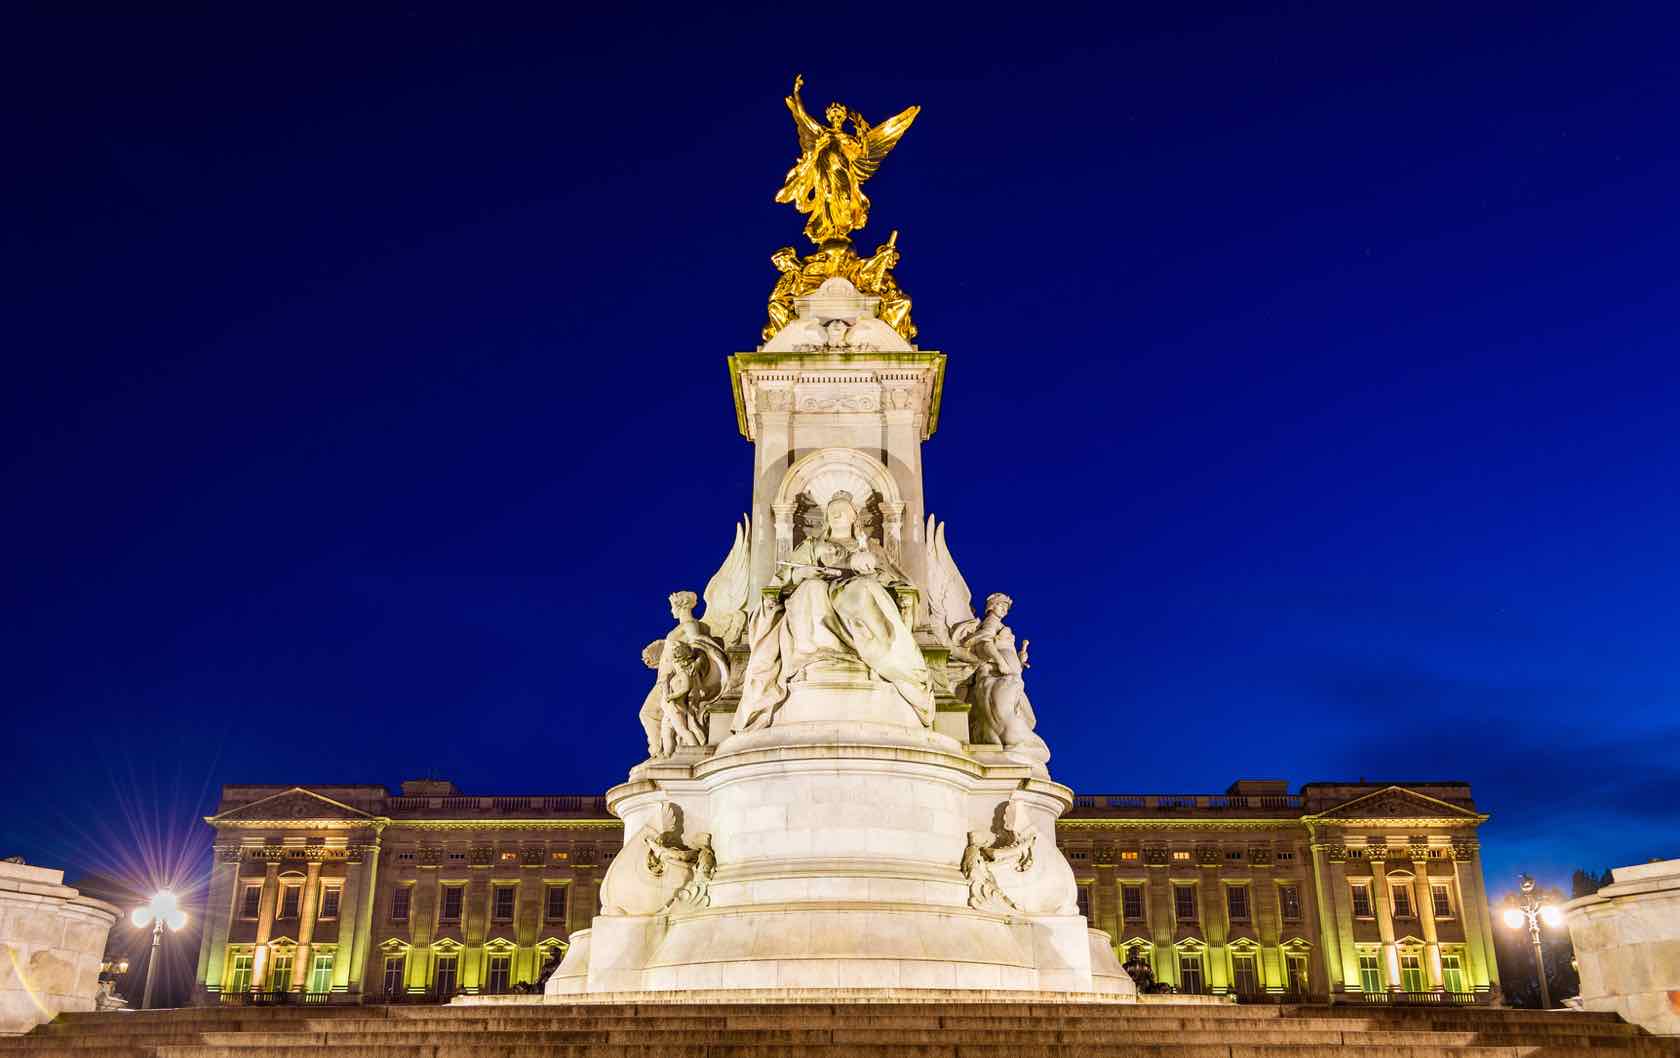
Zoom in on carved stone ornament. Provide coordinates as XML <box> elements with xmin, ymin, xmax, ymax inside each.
<box><xmin>598</xmin><ymin>803</ymin><xmax>714</xmax><ymax>917</ymax></box>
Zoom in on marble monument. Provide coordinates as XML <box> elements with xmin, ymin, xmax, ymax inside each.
<box><xmin>539</xmin><ymin>77</ymin><xmax>1134</xmax><ymax>998</ymax></box>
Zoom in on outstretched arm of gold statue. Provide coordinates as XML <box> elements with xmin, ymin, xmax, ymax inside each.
<box><xmin>785</xmin><ymin>73</ymin><xmax>823</xmax><ymax>152</ymax></box>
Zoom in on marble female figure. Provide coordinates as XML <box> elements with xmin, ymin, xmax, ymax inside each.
<box><xmin>735</xmin><ymin>491</ymin><xmax>933</xmax><ymax>730</ymax></box>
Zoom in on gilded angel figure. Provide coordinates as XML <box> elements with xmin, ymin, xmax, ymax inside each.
<box><xmin>776</xmin><ymin>75</ymin><xmax>920</xmax><ymax>246</ymax></box>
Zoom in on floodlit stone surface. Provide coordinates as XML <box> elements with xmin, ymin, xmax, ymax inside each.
<box><xmin>1566</xmin><ymin>858</ymin><xmax>1680</xmax><ymax>1037</ymax></box>
<box><xmin>0</xmin><ymin>861</ymin><xmax>118</xmax><ymax>1036</ymax></box>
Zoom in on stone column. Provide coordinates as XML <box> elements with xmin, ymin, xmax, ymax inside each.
<box><xmin>250</xmin><ymin>862</ymin><xmax>280</xmax><ymax>991</ymax></box>
<box><xmin>1454</xmin><ymin>843</ymin><xmax>1497</xmax><ymax>993</ymax></box>
<box><xmin>1414</xmin><ymin>859</ymin><xmax>1443</xmax><ymax>989</ymax></box>
<box><xmin>1370</xmin><ymin>861</ymin><xmax>1400</xmax><ymax>990</ymax></box>
<box><xmin>290</xmin><ymin>861</ymin><xmax>322</xmax><ymax>991</ymax></box>
<box><xmin>1200</xmin><ymin>866</ymin><xmax>1228</xmax><ymax>993</ymax></box>
<box><xmin>331</xmin><ymin>852</ymin><xmax>363</xmax><ymax>992</ymax></box>
<box><xmin>1313</xmin><ymin>842</ymin><xmax>1357</xmax><ymax>993</ymax></box>
<box><xmin>198</xmin><ymin>846</ymin><xmax>240</xmax><ymax>996</ymax></box>
<box><xmin>347</xmin><ymin>839</ymin><xmax>381</xmax><ymax>993</ymax></box>
<box><xmin>1149</xmin><ymin>873</ymin><xmax>1174</xmax><ymax>986</ymax></box>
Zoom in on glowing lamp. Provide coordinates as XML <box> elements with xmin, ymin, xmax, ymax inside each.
<box><xmin>1540</xmin><ymin>905</ymin><xmax>1564</xmax><ymax>928</ymax></box>
<box><xmin>1502</xmin><ymin>907</ymin><xmax>1526</xmax><ymax>929</ymax></box>
<box><xmin>132</xmin><ymin>889</ymin><xmax>185</xmax><ymax>930</ymax></box>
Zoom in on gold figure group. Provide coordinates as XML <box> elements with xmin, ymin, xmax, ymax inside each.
<box><xmin>765</xmin><ymin>75</ymin><xmax>920</xmax><ymax>343</ymax></box>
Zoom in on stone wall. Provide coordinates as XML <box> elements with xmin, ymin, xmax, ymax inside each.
<box><xmin>1565</xmin><ymin>858</ymin><xmax>1680</xmax><ymax>1037</ymax></box>
<box><xmin>0</xmin><ymin>862</ymin><xmax>119</xmax><ymax>1035</ymax></box>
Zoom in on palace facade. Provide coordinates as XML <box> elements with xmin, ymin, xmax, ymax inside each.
<box><xmin>194</xmin><ymin>777</ymin><xmax>1500</xmax><ymax>1004</ymax></box>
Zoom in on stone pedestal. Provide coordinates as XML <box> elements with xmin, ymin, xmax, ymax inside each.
<box><xmin>543</xmin><ymin>664</ymin><xmax>1134</xmax><ymax>998</ymax></box>
<box><xmin>1565</xmin><ymin>858</ymin><xmax>1680</xmax><ymax>1037</ymax></box>
<box><xmin>0</xmin><ymin>861</ymin><xmax>119</xmax><ymax>1035</ymax></box>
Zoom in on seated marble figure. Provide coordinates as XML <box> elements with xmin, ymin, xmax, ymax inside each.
<box><xmin>735</xmin><ymin>491</ymin><xmax>933</xmax><ymax>730</ymax></box>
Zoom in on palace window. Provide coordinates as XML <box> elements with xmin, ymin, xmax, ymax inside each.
<box><xmin>239</xmin><ymin>884</ymin><xmax>261</xmax><ymax>920</ymax></box>
<box><xmin>1121</xmin><ymin>885</ymin><xmax>1144</xmax><ymax>923</ymax></box>
<box><xmin>269</xmin><ymin>953</ymin><xmax>293</xmax><ymax>991</ymax></box>
<box><xmin>448</xmin><ymin>851</ymin><xmax>466</xmax><ymax>862</ymax></box>
<box><xmin>1286</xmin><ymin>954</ymin><xmax>1309</xmax><ymax>995</ymax></box>
<box><xmin>1441</xmin><ymin>952</ymin><xmax>1467</xmax><ymax>994</ymax></box>
<box><xmin>546</xmin><ymin>885</ymin><xmax>569</xmax><ymax>923</ymax></box>
<box><xmin>1173</xmin><ymin>885</ymin><xmax>1198</xmax><ymax>922</ymax></box>
<box><xmin>228</xmin><ymin>953</ymin><xmax>253</xmax><ymax>994</ymax></box>
<box><xmin>278</xmin><ymin>885</ymin><xmax>301</xmax><ymax>920</ymax></box>
<box><xmin>1350</xmin><ymin>883</ymin><xmax>1374</xmax><ymax>919</ymax></box>
<box><xmin>1358</xmin><ymin>952</ymin><xmax>1383</xmax><ymax>994</ymax></box>
<box><xmin>486</xmin><ymin>954</ymin><xmax>511</xmax><ymax>993</ymax></box>
<box><xmin>1225</xmin><ymin>885</ymin><xmax>1250</xmax><ymax>923</ymax></box>
<box><xmin>1226</xmin><ymin>849</ymin><xmax>1243</xmax><ymax>861</ymax></box>
<box><xmin>499</xmin><ymin>851</ymin><xmax>519</xmax><ymax>863</ymax></box>
<box><xmin>390</xmin><ymin>887</ymin><xmax>411</xmax><ymax>924</ymax></box>
<box><xmin>1392</xmin><ymin>882</ymin><xmax>1415</xmax><ymax>919</ymax></box>
<box><xmin>308</xmin><ymin>953</ymin><xmax>333</xmax><ymax>994</ymax></box>
<box><xmin>1172</xmin><ymin>850</ymin><xmax>1192</xmax><ymax>861</ymax></box>
<box><xmin>1069</xmin><ymin>850</ymin><xmax>1088</xmax><ymax>861</ymax></box>
<box><xmin>1399</xmin><ymin>952</ymin><xmax>1426</xmax><ymax>993</ymax></box>
<box><xmin>493</xmin><ymin>886</ymin><xmax>516</xmax><ymax>922</ymax></box>
<box><xmin>1177</xmin><ymin>952</ymin><xmax>1204</xmax><ymax>994</ymax></box>
<box><xmin>1277</xmin><ymin>850</ymin><xmax>1296</xmax><ymax>863</ymax></box>
<box><xmin>382</xmin><ymin>955</ymin><xmax>405</xmax><ymax>995</ymax></box>
<box><xmin>434</xmin><ymin>954</ymin><xmax>458</xmax><ymax>996</ymax></box>
<box><xmin>550</xmin><ymin>850</ymin><xmax>569</xmax><ymax>862</ymax></box>
<box><xmin>1231</xmin><ymin>953</ymin><xmax>1259</xmax><ymax>995</ymax></box>
<box><xmin>1431</xmin><ymin>883</ymin><xmax>1454</xmax><ymax>918</ymax></box>
<box><xmin>440</xmin><ymin>886</ymin><xmax>465</xmax><ymax>924</ymax></box>
<box><xmin>396</xmin><ymin>851</ymin><xmax>415</xmax><ymax>863</ymax></box>
<box><xmin>319</xmin><ymin>886</ymin><xmax>341</xmax><ymax>920</ymax></box>
<box><xmin>1278</xmin><ymin>884</ymin><xmax>1301</xmax><ymax>923</ymax></box>
<box><xmin>1076</xmin><ymin>884</ymin><xmax>1092</xmax><ymax>918</ymax></box>
<box><xmin>1120</xmin><ymin>850</ymin><xmax>1139</xmax><ymax>861</ymax></box>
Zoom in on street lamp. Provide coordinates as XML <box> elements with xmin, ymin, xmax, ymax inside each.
<box><xmin>1500</xmin><ymin>875</ymin><xmax>1562</xmax><ymax>1009</ymax></box>
<box><xmin>131</xmin><ymin>889</ymin><xmax>188</xmax><ymax>1010</ymax></box>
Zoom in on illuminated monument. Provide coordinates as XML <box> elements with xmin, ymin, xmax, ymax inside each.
<box><xmin>544</xmin><ymin>75</ymin><xmax>1132</xmax><ymax>996</ymax></box>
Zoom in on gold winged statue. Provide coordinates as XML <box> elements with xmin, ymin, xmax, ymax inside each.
<box><xmin>776</xmin><ymin>75</ymin><xmax>920</xmax><ymax>248</ymax></box>
<box><xmin>764</xmin><ymin>77</ymin><xmax>921</xmax><ymax>343</ymax></box>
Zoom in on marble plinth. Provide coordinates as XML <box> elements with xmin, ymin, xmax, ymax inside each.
<box><xmin>545</xmin><ymin>665</ymin><xmax>1134</xmax><ymax>999</ymax></box>
<box><xmin>0</xmin><ymin>862</ymin><xmax>118</xmax><ymax>1035</ymax></box>
<box><xmin>1565</xmin><ymin>858</ymin><xmax>1680</xmax><ymax>1037</ymax></box>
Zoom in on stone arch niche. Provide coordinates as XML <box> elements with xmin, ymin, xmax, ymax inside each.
<box><xmin>771</xmin><ymin>447</ymin><xmax>906</xmax><ymax>567</ymax></box>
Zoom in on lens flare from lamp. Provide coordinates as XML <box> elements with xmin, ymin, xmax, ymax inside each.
<box><xmin>131</xmin><ymin>907</ymin><xmax>151</xmax><ymax>928</ymax></box>
<box><xmin>1540</xmin><ymin>905</ymin><xmax>1564</xmax><ymax>928</ymax></box>
<box><xmin>165</xmin><ymin>909</ymin><xmax>188</xmax><ymax>930</ymax></box>
<box><xmin>1502</xmin><ymin>907</ymin><xmax>1526</xmax><ymax>929</ymax></box>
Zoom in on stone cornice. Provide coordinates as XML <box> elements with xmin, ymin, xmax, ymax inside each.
<box><xmin>1056</xmin><ymin>819</ymin><xmax>1303</xmax><ymax>832</ymax></box>
<box><xmin>382</xmin><ymin>819</ymin><xmax>621</xmax><ymax>831</ymax></box>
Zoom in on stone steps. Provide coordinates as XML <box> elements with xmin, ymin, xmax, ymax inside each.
<box><xmin>6</xmin><ymin>1001</ymin><xmax>1675</xmax><ymax>1058</ymax></box>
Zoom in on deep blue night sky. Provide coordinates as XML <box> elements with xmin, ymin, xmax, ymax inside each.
<box><xmin>5</xmin><ymin>4</ymin><xmax>1677</xmax><ymax>904</ymax></box>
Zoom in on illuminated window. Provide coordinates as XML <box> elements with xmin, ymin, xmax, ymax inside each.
<box><xmin>1350</xmin><ymin>883</ymin><xmax>1374</xmax><ymax>918</ymax></box>
<box><xmin>1279</xmin><ymin>884</ymin><xmax>1301</xmax><ymax>922</ymax></box>
<box><xmin>1392</xmin><ymin>883</ymin><xmax>1415</xmax><ymax>919</ymax></box>
<box><xmin>500</xmin><ymin>851</ymin><xmax>519</xmax><ymax>862</ymax></box>
<box><xmin>1076</xmin><ymin>884</ymin><xmax>1092</xmax><ymax>918</ymax></box>
<box><xmin>1225</xmin><ymin>885</ymin><xmax>1250</xmax><ymax>922</ymax></box>
<box><xmin>1286</xmin><ymin>954</ymin><xmax>1309</xmax><ymax>994</ymax></box>
<box><xmin>434</xmin><ymin>954</ymin><xmax>458</xmax><ymax>996</ymax></box>
<box><xmin>487</xmin><ymin>954</ymin><xmax>511</xmax><ymax>993</ymax></box>
<box><xmin>1358</xmin><ymin>952</ymin><xmax>1383</xmax><ymax>993</ymax></box>
<box><xmin>382</xmin><ymin>954</ymin><xmax>405</xmax><ymax>995</ymax></box>
<box><xmin>1172</xmin><ymin>850</ymin><xmax>1192</xmax><ymax>861</ymax></box>
<box><xmin>269</xmin><ymin>953</ymin><xmax>293</xmax><ymax>990</ymax></box>
<box><xmin>390</xmin><ymin>887</ymin><xmax>411</xmax><ymax>923</ymax></box>
<box><xmin>1177</xmin><ymin>952</ymin><xmax>1204</xmax><ymax>994</ymax></box>
<box><xmin>550</xmin><ymin>850</ymin><xmax>569</xmax><ymax>862</ymax></box>
<box><xmin>228</xmin><ymin>953</ymin><xmax>253</xmax><ymax>993</ymax></box>
<box><xmin>1431</xmin><ymin>884</ymin><xmax>1453</xmax><ymax>918</ymax></box>
<box><xmin>493</xmin><ymin>886</ymin><xmax>516</xmax><ymax>922</ymax></box>
<box><xmin>239</xmin><ymin>884</ymin><xmax>261</xmax><ymax>920</ymax></box>
<box><xmin>1441</xmin><ymin>953</ymin><xmax>1467</xmax><ymax>994</ymax></box>
<box><xmin>546</xmin><ymin>885</ymin><xmax>568</xmax><ymax>923</ymax></box>
<box><xmin>1120</xmin><ymin>850</ymin><xmax>1139</xmax><ymax>861</ymax></box>
<box><xmin>278</xmin><ymin>885</ymin><xmax>301</xmax><ymax>919</ymax></box>
<box><xmin>1173</xmin><ymin>885</ymin><xmax>1198</xmax><ymax>922</ymax></box>
<box><xmin>319</xmin><ymin>886</ymin><xmax>341</xmax><ymax>920</ymax></box>
<box><xmin>308</xmin><ymin>953</ymin><xmax>333</xmax><ymax>994</ymax></box>
<box><xmin>1231</xmin><ymin>954</ymin><xmax>1259</xmax><ymax>995</ymax></box>
<box><xmin>440</xmin><ymin>886</ymin><xmax>464</xmax><ymax>923</ymax></box>
<box><xmin>1400</xmin><ymin>952</ymin><xmax>1426</xmax><ymax>992</ymax></box>
<box><xmin>1121</xmin><ymin>885</ymin><xmax>1144</xmax><ymax>922</ymax></box>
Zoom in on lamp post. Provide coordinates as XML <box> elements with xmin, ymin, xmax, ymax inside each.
<box><xmin>1500</xmin><ymin>874</ymin><xmax>1563</xmax><ymax>1009</ymax></box>
<box><xmin>131</xmin><ymin>889</ymin><xmax>188</xmax><ymax>1010</ymax></box>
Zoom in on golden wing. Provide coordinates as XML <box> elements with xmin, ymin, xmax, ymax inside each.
<box><xmin>854</xmin><ymin>104</ymin><xmax>921</xmax><ymax>180</ymax></box>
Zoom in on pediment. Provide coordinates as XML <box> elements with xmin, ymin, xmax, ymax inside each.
<box><xmin>1309</xmin><ymin>786</ymin><xmax>1481</xmax><ymax>823</ymax></box>
<box><xmin>209</xmin><ymin>787</ymin><xmax>376</xmax><ymax>826</ymax></box>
